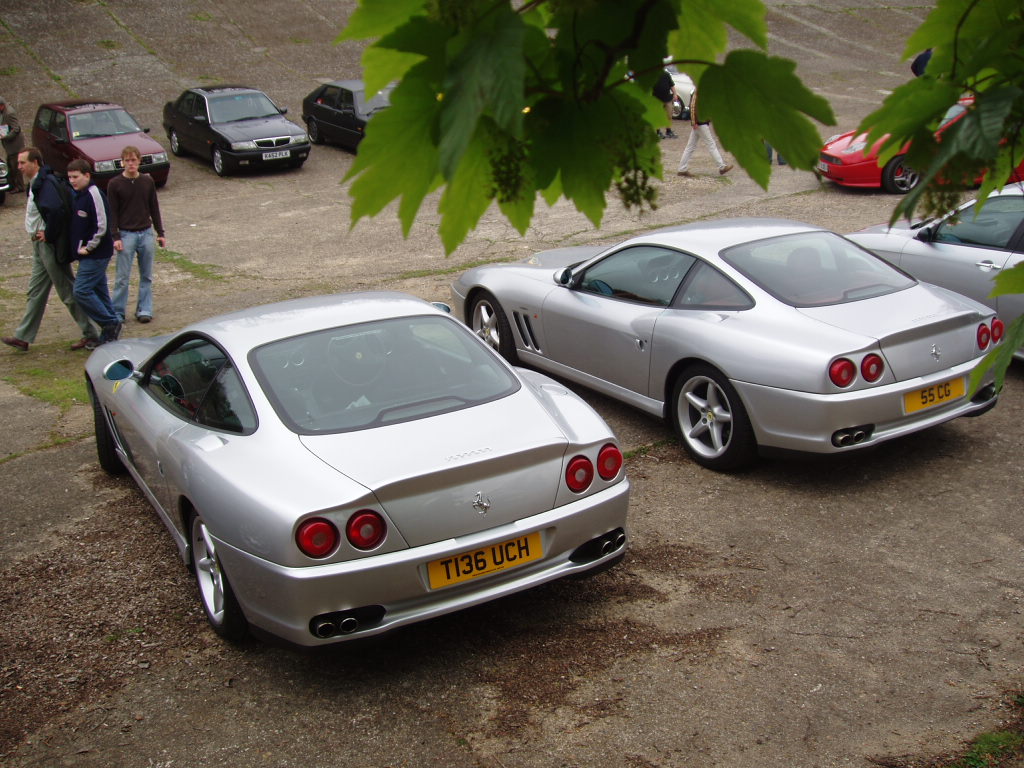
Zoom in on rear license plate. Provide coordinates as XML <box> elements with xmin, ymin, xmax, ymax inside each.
<box><xmin>262</xmin><ymin>150</ymin><xmax>291</xmax><ymax>160</ymax></box>
<box><xmin>427</xmin><ymin>532</ymin><xmax>543</xmax><ymax>590</ymax></box>
<box><xmin>903</xmin><ymin>376</ymin><xmax>965</xmax><ymax>414</ymax></box>
<box><xmin>816</xmin><ymin>161</ymin><xmax>829</xmax><ymax>174</ymax></box>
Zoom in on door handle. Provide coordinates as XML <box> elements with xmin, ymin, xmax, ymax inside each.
<box><xmin>975</xmin><ymin>261</ymin><xmax>1001</xmax><ymax>271</ymax></box>
<box><xmin>635</xmin><ymin>338</ymin><xmax>647</xmax><ymax>351</ymax></box>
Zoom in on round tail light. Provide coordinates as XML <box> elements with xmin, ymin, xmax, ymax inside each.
<box><xmin>296</xmin><ymin>518</ymin><xmax>339</xmax><ymax>558</ymax></box>
<box><xmin>991</xmin><ymin>318</ymin><xmax>1005</xmax><ymax>343</ymax></box>
<box><xmin>829</xmin><ymin>358</ymin><xmax>857</xmax><ymax>387</ymax></box>
<box><xmin>346</xmin><ymin>510</ymin><xmax>387</xmax><ymax>550</ymax></box>
<box><xmin>597</xmin><ymin>443</ymin><xmax>623</xmax><ymax>481</ymax></box>
<box><xmin>977</xmin><ymin>322</ymin><xmax>991</xmax><ymax>350</ymax></box>
<box><xmin>565</xmin><ymin>455</ymin><xmax>594</xmax><ymax>493</ymax></box>
<box><xmin>860</xmin><ymin>353</ymin><xmax>884</xmax><ymax>383</ymax></box>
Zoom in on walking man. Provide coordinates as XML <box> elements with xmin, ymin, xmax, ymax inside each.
<box><xmin>0</xmin><ymin>96</ymin><xmax>26</xmax><ymax>193</ymax></box>
<box><xmin>108</xmin><ymin>145</ymin><xmax>166</xmax><ymax>324</ymax></box>
<box><xmin>676</xmin><ymin>88</ymin><xmax>733</xmax><ymax>177</ymax></box>
<box><xmin>67</xmin><ymin>159</ymin><xmax>121</xmax><ymax>344</ymax></box>
<box><xmin>2</xmin><ymin>147</ymin><xmax>99</xmax><ymax>352</ymax></box>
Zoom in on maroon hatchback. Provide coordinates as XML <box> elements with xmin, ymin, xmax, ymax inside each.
<box><xmin>32</xmin><ymin>100</ymin><xmax>170</xmax><ymax>188</ymax></box>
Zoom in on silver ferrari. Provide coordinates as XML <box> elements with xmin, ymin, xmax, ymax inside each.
<box><xmin>451</xmin><ymin>219</ymin><xmax>1004</xmax><ymax>471</ymax></box>
<box><xmin>848</xmin><ymin>184</ymin><xmax>1024</xmax><ymax>361</ymax></box>
<box><xmin>86</xmin><ymin>292</ymin><xmax>629</xmax><ymax>646</ymax></box>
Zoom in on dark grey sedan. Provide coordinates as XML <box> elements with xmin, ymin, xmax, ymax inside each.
<box><xmin>163</xmin><ymin>85</ymin><xmax>310</xmax><ymax>176</ymax></box>
<box><xmin>301</xmin><ymin>80</ymin><xmax>393</xmax><ymax>151</ymax></box>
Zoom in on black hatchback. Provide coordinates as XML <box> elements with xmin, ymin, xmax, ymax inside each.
<box><xmin>301</xmin><ymin>80</ymin><xmax>393</xmax><ymax>151</ymax></box>
<box><xmin>163</xmin><ymin>85</ymin><xmax>310</xmax><ymax>177</ymax></box>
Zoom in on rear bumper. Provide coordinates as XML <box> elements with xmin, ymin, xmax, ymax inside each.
<box><xmin>734</xmin><ymin>358</ymin><xmax>998</xmax><ymax>454</ymax></box>
<box><xmin>214</xmin><ymin>478</ymin><xmax>630</xmax><ymax>646</ymax></box>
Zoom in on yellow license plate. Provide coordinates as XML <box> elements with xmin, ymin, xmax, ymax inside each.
<box><xmin>903</xmin><ymin>376</ymin><xmax>965</xmax><ymax>414</ymax></box>
<box><xmin>427</xmin><ymin>532</ymin><xmax>543</xmax><ymax>590</ymax></box>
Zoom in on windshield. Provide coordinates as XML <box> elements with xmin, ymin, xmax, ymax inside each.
<box><xmin>721</xmin><ymin>231</ymin><xmax>915</xmax><ymax>307</ymax></box>
<box><xmin>208</xmin><ymin>92</ymin><xmax>280</xmax><ymax>123</ymax></box>
<box><xmin>68</xmin><ymin>109</ymin><xmax>142</xmax><ymax>139</ymax></box>
<box><xmin>251</xmin><ymin>315</ymin><xmax>520</xmax><ymax>434</ymax></box>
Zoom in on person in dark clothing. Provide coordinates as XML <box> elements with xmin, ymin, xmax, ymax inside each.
<box><xmin>653</xmin><ymin>69</ymin><xmax>679</xmax><ymax>139</ymax></box>
<box><xmin>2</xmin><ymin>147</ymin><xmax>98</xmax><ymax>352</ymax></box>
<box><xmin>911</xmin><ymin>49</ymin><xmax>932</xmax><ymax>77</ymax></box>
<box><xmin>0</xmin><ymin>96</ymin><xmax>26</xmax><ymax>193</ymax></box>
<box><xmin>67</xmin><ymin>159</ymin><xmax>121</xmax><ymax>343</ymax></box>
<box><xmin>107</xmin><ymin>145</ymin><xmax>166</xmax><ymax>324</ymax></box>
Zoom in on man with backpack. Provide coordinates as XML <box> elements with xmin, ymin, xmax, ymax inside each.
<box><xmin>2</xmin><ymin>147</ymin><xmax>99</xmax><ymax>352</ymax></box>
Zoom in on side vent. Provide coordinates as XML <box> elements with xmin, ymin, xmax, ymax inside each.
<box><xmin>513</xmin><ymin>312</ymin><xmax>541</xmax><ymax>353</ymax></box>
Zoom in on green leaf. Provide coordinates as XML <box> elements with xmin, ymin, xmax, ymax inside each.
<box><xmin>337</xmin><ymin>0</ymin><xmax>428</xmax><ymax>42</ymax></box>
<box><xmin>439</xmin><ymin>5</ymin><xmax>525</xmax><ymax>178</ymax></box>
<box><xmin>992</xmin><ymin>262</ymin><xmax>1024</xmax><ymax>298</ymax></box>
<box><xmin>860</xmin><ymin>78</ymin><xmax>962</xmax><ymax>150</ymax></box>
<box><xmin>670</xmin><ymin>0</ymin><xmax>767</xmax><ymax>80</ymax></box>
<box><xmin>700</xmin><ymin>50</ymin><xmax>834</xmax><ymax>187</ymax></box>
<box><xmin>969</xmin><ymin>315</ymin><xmax>1024</xmax><ymax>395</ymax></box>
<box><xmin>345</xmin><ymin>65</ymin><xmax>443</xmax><ymax>235</ymax></box>
<box><xmin>361</xmin><ymin>16</ymin><xmax>450</xmax><ymax>95</ymax></box>
<box><xmin>438</xmin><ymin>124</ymin><xmax>495</xmax><ymax>254</ymax></box>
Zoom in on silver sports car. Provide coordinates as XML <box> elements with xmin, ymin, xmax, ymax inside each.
<box><xmin>451</xmin><ymin>219</ymin><xmax>1004</xmax><ymax>471</ymax></box>
<box><xmin>848</xmin><ymin>185</ymin><xmax>1024</xmax><ymax>361</ymax></box>
<box><xmin>86</xmin><ymin>292</ymin><xmax>629</xmax><ymax>646</ymax></box>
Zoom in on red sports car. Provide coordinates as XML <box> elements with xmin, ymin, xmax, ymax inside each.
<box><xmin>817</xmin><ymin>100</ymin><xmax>1024</xmax><ymax>194</ymax></box>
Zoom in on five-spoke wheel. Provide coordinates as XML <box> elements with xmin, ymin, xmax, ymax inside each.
<box><xmin>470</xmin><ymin>292</ymin><xmax>518</xmax><ymax>364</ymax></box>
<box><xmin>190</xmin><ymin>511</ymin><xmax>247</xmax><ymax>641</ymax></box>
<box><xmin>671</xmin><ymin>364</ymin><xmax>756</xmax><ymax>471</ymax></box>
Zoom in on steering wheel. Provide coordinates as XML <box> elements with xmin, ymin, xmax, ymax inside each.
<box><xmin>327</xmin><ymin>332</ymin><xmax>388</xmax><ymax>387</ymax></box>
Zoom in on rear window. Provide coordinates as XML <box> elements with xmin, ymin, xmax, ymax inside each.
<box><xmin>721</xmin><ymin>231</ymin><xmax>914</xmax><ymax>307</ymax></box>
<box><xmin>251</xmin><ymin>315</ymin><xmax>520</xmax><ymax>434</ymax></box>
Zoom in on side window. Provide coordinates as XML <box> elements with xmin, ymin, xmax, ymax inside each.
<box><xmin>339</xmin><ymin>90</ymin><xmax>355</xmax><ymax>111</ymax></box>
<box><xmin>196</xmin><ymin>363</ymin><xmax>257</xmax><ymax>433</ymax></box>
<box><xmin>578</xmin><ymin>246</ymin><xmax>695</xmax><ymax>306</ymax></box>
<box><xmin>35</xmin><ymin>108</ymin><xmax>54</xmax><ymax>132</ymax></box>
<box><xmin>934</xmin><ymin>197</ymin><xmax>1024</xmax><ymax>250</ymax></box>
<box><xmin>147</xmin><ymin>338</ymin><xmax>247</xmax><ymax>430</ymax></box>
<box><xmin>52</xmin><ymin>112</ymin><xmax>68</xmax><ymax>142</ymax></box>
<box><xmin>320</xmin><ymin>86</ymin><xmax>341</xmax><ymax>107</ymax></box>
<box><xmin>676</xmin><ymin>262</ymin><xmax>753</xmax><ymax>310</ymax></box>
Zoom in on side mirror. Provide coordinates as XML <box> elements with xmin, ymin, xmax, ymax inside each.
<box><xmin>555</xmin><ymin>268</ymin><xmax>573</xmax><ymax>286</ymax></box>
<box><xmin>143</xmin><ymin>127</ymin><xmax>151</xmax><ymax>134</ymax></box>
<box><xmin>431</xmin><ymin>301</ymin><xmax>452</xmax><ymax>314</ymax></box>
<box><xmin>280</xmin><ymin>106</ymin><xmax>289</xmax><ymax>115</ymax></box>
<box><xmin>103</xmin><ymin>359</ymin><xmax>137</xmax><ymax>381</ymax></box>
<box><xmin>915</xmin><ymin>225</ymin><xmax>935</xmax><ymax>243</ymax></box>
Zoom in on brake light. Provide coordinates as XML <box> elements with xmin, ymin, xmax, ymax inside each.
<box><xmin>977</xmin><ymin>322</ymin><xmax>991</xmax><ymax>350</ymax></box>
<box><xmin>597</xmin><ymin>443</ymin><xmax>623</xmax><ymax>480</ymax></box>
<box><xmin>991</xmin><ymin>318</ymin><xmax>1005</xmax><ymax>343</ymax></box>
<box><xmin>860</xmin><ymin>353</ymin><xmax>884</xmax><ymax>383</ymax></box>
<box><xmin>346</xmin><ymin>510</ymin><xmax>387</xmax><ymax>550</ymax></box>
<box><xmin>565</xmin><ymin>455</ymin><xmax>594</xmax><ymax>493</ymax></box>
<box><xmin>829</xmin><ymin>358</ymin><xmax>857</xmax><ymax>387</ymax></box>
<box><xmin>296</xmin><ymin>518</ymin><xmax>339</xmax><ymax>558</ymax></box>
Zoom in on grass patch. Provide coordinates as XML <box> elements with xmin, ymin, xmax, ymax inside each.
<box><xmin>191</xmin><ymin>11</ymin><xmax>214</xmax><ymax>21</ymax></box>
<box><xmin>289</xmin><ymin>36</ymin><xmax>311</xmax><ymax>44</ymax></box>
<box><xmin>157</xmin><ymin>248</ymin><xmax>224</xmax><ymax>281</ymax></box>
<box><xmin>2</xmin><ymin>348</ymin><xmax>89</xmax><ymax>413</ymax></box>
<box><xmin>97</xmin><ymin>39</ymin><xmax>120</xmax><ymax>50</ymax></box>
<box><xmin>396</xmin><ymin>256</ymin><xmax>519</xmax><ymax>281</ymax></box>
<box><xmin>0</xmin><ymin>66</ymin><xmax>19</xmax><ymax>76</ymax></box>
<box><xmin>947</xmin><ymin>730</ymin><xmax>1024</xmax><ymax>768</ymax></box>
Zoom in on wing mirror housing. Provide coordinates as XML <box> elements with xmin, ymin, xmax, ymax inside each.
<box><xmin>915</xmin><ymin>224</ymin><xmax>935</xmax><ymax>243</ymax></box>
<box><xmin>555</xmin><ymin>268</ymin><xmax>573</xmax><ymax>286</ymax></box>
<box><xmin>103</xmin><ymin>359</ymin><xmax>141</xmax><ymax>382</ymax></box>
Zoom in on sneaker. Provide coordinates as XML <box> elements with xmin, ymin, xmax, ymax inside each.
<box><xmin>665</xmin><ymin>129</ymin><xmax>678</xmax><ymax>139</ymax></box>
<box><xmin>70</xmin><ymin>337</ymin><xmax>97</xmax><ymax>351</ymax></box>
<box><xmin>719</xmin><ymin>164</ymin><xmax>733</xmax><ymax>175</ymax></box>
<box><xmin>136</xmin><ymin>315</ymin><xmax>152</xmax><ymax>324</ymax></box>
<box><xmin>101</xmin><ymin>322</ymin><xmax>123</xmax><ymax>343</ymax></box>
<box><xmin>85</xmin><ymin>338</ymin><xmax>100</xmax><ymax>350</ymax></box>
<box><xmin>2</xmin><ymin>336</ymin><xmax>29</xmax><ymax>351</ymax></box>
<box><xmin>676</xmin><ymin>170</ymin><xmax>693</xmax><ymax>177</ymax></box>
<box><xmin>656</xmin><ymin>130</ymin><xmax>665</xmax><ymax>139</ymax></box>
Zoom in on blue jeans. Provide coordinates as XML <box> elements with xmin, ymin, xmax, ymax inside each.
<box><xmin>73</xmin><ymin>257</ymin><xmax>119</xmax><ymax>329</ymax></box>
<box><xmin>113</xmin><ymin>228</ymin><xmax>155</xmax><ymax>321</ymax></box>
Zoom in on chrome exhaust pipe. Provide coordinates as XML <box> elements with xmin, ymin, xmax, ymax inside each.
<box><xmin>312</xmin><ymin>619</ymin><xmax>337</xmax><ymax>639</ymax></box>
<box><xmin>338</xmin><ymin>616</ymin><xmax>359</xmax><ymax>634</ymax></box>
<box><xmin>852</xmin><ymin>430</ymin><xmax>866</xmax><ymax>444</ymax></box>
<box><xmin>613</xmin><ymin>531</ymin><xmax>626</xmax><ymax>549</ymax></box>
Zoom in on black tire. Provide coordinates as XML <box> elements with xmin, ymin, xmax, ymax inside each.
<box><xmin>189</xmin><ymin>510</ymin><xmax>248</xmax><ymax>641</ymax></box>
<box><xmin>169</xmin><ymin>129</ymin><xmax>186</xmax><ymax>157</ymax></box>
<box><xmin>670</xmin><ymin>364</ymin><xmax>756</xmax><ymax>471</ymax></box>
<box><xmin>881</xmin><ymin>155</ymin><xmax>920</xmax><ymax>194</ymax></box>
<box><xmin>308</xmin><ymin>119</ymin><xmax>322</xmax><ymax>144</ymax></box>
<box><xmin>90</xmin><ymin>383</ymin><xmax>126</xmax><ymax>475</ymax></box>
<box><xmin>0</xmin><ymin>191</ymin><xmax>6</xmax><ymax>206</ymax></box>
<box><xmin>469</xmin><ymin>291</ymin><xmax>519</xmax><ymax>365</ymax></box>
<box><xmin>212</xmin><ymin>147</ymin><xmax>228</xmax><ymax>177</ymax></box>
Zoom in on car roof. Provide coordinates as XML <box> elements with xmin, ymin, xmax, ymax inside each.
<box><xmin>626</xmin><ymin>217</ymin><xmax>825</xmax><ymax>255</ymax></box>
<box><xmin>38</xmin><ymin>100</ymin><xmax>121</xmax><ymax>114</ymax></box>
<box><xmin>189</xmin><ymin>291</ymin><xmax>449</xmax><ymax>354</ymax></box>
<box><xmin>322</xmin><ymin>80</ymin><xmax>365</xmax><ymax>91</ymax></box>
<box><xmin>190</xmin><ymin>85</ymin><xmax>265</xmax><ymax>97</ymax></box>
